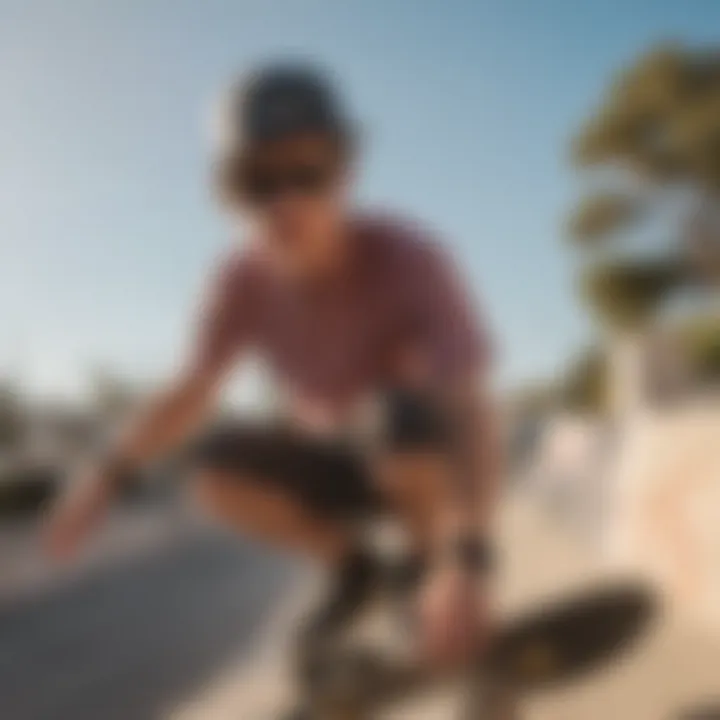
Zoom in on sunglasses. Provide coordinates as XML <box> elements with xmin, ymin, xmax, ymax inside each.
<box><xmin>224</xmin><ymin>160</ymin><xmax>338</xmax><ymax>205</ymax></box>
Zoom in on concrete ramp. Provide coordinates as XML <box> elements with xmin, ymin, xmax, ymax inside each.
<box><xmin>608</xmin><ymin>403</ymin><xmax>720</xmax><ymax>626</ymax></box>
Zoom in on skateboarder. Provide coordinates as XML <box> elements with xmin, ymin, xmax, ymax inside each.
<box><xmin>45</xmin><ymin>61</ymin><xmax>501</xmax><ymax>668</ymax></box>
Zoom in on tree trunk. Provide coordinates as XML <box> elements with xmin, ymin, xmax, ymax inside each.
<box><xmin>607</xmin><ymin>331</ymin><xmax>649</xmax><ymax>423</ymax></box>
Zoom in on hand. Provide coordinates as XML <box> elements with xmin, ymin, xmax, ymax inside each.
<box><xmin>43</xmin><ymin>465</ymin><xmax>115</xmax><ymax>562</ymax></box>
<box><xmin>417</xmin><ymin>564</ymin><xmax>491</xmax><ymax>668</ymax></box>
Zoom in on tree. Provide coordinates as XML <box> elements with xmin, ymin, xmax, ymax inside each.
<box><xmin>565</xmin><ymin>43</ymin><xmax>720</xmax><ymax>415</ymax></box>
<box><xmin>561</xmin><ymin>346</ymin><xmax>609</xmax><ymax>413</ymax></box>
<box><xmin>567</xmin><ymin>42</ymin><xmax>720</xmax><ymax>330</ymax></box>
<box><xmin>679</xmin><ymin>313</ymin><xmax>720</xmax><ymax>382</ymax></box>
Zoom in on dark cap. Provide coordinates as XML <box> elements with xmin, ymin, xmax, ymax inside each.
<box><xmin>215</xmin><ymin>62</ymin><xmax>352</xmax><ymax>156</ymax></box>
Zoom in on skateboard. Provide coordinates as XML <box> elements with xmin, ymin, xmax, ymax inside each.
<box><xmin>291</xmin><ymin>582</ymin><xmax>656</xmax><ymax>719</ymax></box>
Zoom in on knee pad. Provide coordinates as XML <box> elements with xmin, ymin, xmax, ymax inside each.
<box><xmin>382</xmin><ymin>388</ymin><xmax>451</xmax><ymax>451</ymax></box>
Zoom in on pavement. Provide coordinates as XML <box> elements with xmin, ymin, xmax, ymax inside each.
<box><xmin>0</xmin><ymin>505</ymin><xmax>300</xmax><ymax>720</ymax></box>
<box><xmin>174</xmin><ymin>497</ymin><xmax>720</xmax><ymax>720</ymax></box>
<box><xmin>2</xmin><ymin>496</ymin><xmax>720</xmax><ymax>720</ymax></box>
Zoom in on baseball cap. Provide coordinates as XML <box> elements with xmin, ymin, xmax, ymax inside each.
<box><xmin>213</xmin><ymin>61</ymin><xmax>353</xmax><ymax>158</ymax></box>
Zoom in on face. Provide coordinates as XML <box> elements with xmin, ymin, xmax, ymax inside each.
<box><xmin>222</xmin><ymin>132</ymin><xmax>351</xmax><ymax>277</ymax></box>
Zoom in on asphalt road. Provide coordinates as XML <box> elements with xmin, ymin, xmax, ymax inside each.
<box><xmin>0</xmin><ymin>529</ymin><xmax>298</xmax><ymax>720</ymax></box>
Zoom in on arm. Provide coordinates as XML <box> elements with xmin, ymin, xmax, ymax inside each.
<box><xmin>403</xmin><ymin>239</ymin><xmax>499</xmax><ymax>663</ymax></box>
<box><xmin>403</xmin><ymin>239</ymin><xmax>499</xmax><ymax>554</ymax></box>
<box><xmin>46</xmin><ymin>255</ymin><xmax>252</xmax><ymax>558</ymax></box>
<box><xmin>102</xmin><ymin>358</ymin><xmax>226</xmax><ymax>476</ymax></box>
<box><xmin>437</xmin><ymin>373</ymin><xmax>501</xmax><ymax>550</ymax></box>
<box><xmin>103</xmin><ymin>250</ymin><xmax>253</xmax><ymax>475</ymax></box>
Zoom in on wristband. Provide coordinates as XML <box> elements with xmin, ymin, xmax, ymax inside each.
<box><xmin>383</xmin><ymin>388</ymin><xmax>451</xmax><ymax>450</ymax></box>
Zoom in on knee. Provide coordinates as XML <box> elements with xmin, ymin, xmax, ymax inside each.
<box><xmin>186</xmin><ymin>423</ymin><xmax>252</xmax><ymax>516</ymax></box>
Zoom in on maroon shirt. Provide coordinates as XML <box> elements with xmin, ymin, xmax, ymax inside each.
<box><xmin>195</xmin><ymin>214</ymin><xmax>490</xmax><ymax>426</ymax></box>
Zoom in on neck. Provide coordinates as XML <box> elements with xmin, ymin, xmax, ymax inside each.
<box><xmin>291</xmin><ymin>215</ymin><xmax>354</xmax><ymax>289</ymax></box>
<box><xmin>313</xmin><ymin>216</ymin><xmax>352</xmax><ymax>280</ymax></box>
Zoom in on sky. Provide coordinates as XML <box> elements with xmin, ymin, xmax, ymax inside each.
<box><xmin>1</xmin><ymin>0</ymin><xmax>719</xmax><ymax>401</ymax></box>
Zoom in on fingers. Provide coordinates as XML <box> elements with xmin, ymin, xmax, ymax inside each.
<box><xmin>422</xmin><ymin>606</ymin><xmax>482</xmax><ymax>666</ymax></box>
<box><xmin>41</xmin><ymin>477</ymin><xmax>111</xmax><ymax>562</ymax></box>
<box><xmin>418</xmin><ymin>575</ymin><xmax>489</xmax><ymax>668</ymax></box>
<box><xmin>43</xmin><ymin>503</ymin><xmax>84</xmax><ymax>561</ymax></box>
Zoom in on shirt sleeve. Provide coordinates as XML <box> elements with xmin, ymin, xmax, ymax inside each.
<box><xmin>403</xmin><ymin>239</ymin><xmax>493</xmax><ymax>384</ymax></box>
<box><xmin>189</xmin><ymin>253</ymin><xmax>257</xmax><ymax>376</ymax></box>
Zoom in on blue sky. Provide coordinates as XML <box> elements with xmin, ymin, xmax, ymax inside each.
<box><xmin>1</xmin><ymin>0</ymin><xmax>719</xmax><ymax>399</ymax></box>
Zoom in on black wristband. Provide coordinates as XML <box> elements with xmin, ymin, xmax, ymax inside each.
<box><xmin>383</xmin><ymin>388</ymin><xmax>451</xmax><ymax>450</ymax></box>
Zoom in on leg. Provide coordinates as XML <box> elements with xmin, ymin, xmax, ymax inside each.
<box><xmin>375</xmin><ymin>450</ymin><xmax>450</xmax><ymax>552</ymax></box>
<box><xmin>187</xmin><ymin>422</ymin><xmax>385</xmax><ymax>635</ymax></box>
<box><xmin>187</xmin><ymin>421</ymin><xmax>378</xmax><ymax>561</ymax></box>
<box><xmin>194</xmin><ymin>448</ymin><xmax>451</xmax><ymax>576</ymax></box>
<box><xmin>194</xmin><ymin>468</ymin><xmax>350</xmax><ymax>563</ymax></box>
<box><xmin>189</xmin><ymin>417</ymin><xmax>462</xmax><ymax>635</ymax></box>
<box><xmin>189</xmin><ymin>406</ymin><xmax>452</xmax><ymax>561</ymax></box>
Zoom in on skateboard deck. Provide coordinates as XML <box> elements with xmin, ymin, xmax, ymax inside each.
<box><xmin>485</xmin><ymin>581</ymin><xmax>655</xmax><ymax>690</ymax></box>
<box><xmin>298</xmin><ymin>582</ymin><xmax>656</xmax><ymax>718</ymax></box>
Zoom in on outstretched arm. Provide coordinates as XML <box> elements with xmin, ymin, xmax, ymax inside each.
<box><xmin>45</xmin><ymin>255</ymin><xmax>252</xmax><ymax>559</ymax></box>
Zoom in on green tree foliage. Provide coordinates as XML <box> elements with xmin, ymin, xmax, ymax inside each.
<box><xmin>679</xmin><ymin>314</ymin><xmax>720</xmax><ymax>381</ymax></box>
<box><xmin>561</xmin><ymin>346</ymin><xmax>608</xmax><ymax>412</ymax></box>
<box><xmin>511</xmin><ymin>347</ymin><xmax>608</xmax><ymax>415</ymax></box>
<box><xmin>573</xmin><ymin>44</ymin><xmax>720</xmax><ymax>189</ymax></box>
<box><xmin>581</xmin><ymin>260</ymin><xmax>683</xmax><ymax>330</ymax></box>
<box><xmin>567</xmin><ymin>193</ymin><xmax>643</xmax><ymax>245</ymax></box>
<box><xmin>568</xmin><ymin>42</ymin><xmax>720</xmax><ymax>328</ymax></box>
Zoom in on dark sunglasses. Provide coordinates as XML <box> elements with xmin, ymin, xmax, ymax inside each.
<box><xmin>234</xmin><ymin>162</ymin><xmax>337</xmax><ymax>205</ymax></box>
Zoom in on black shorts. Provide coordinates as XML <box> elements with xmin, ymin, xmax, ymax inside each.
<box><xmin>188</xmin><ymin>422</ymin><xmax>383</xmax><ymax>520</ymax></box>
